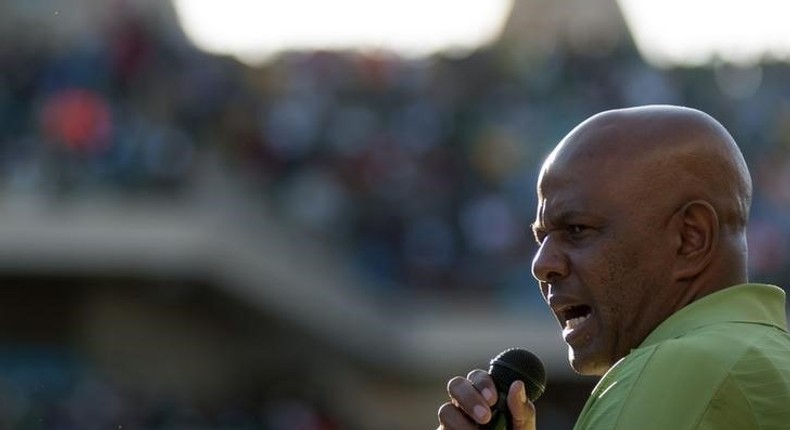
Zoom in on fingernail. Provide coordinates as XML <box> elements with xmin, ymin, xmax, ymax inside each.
<box><xmin>519</xmin><ymin>383</ymin><xmax>527</xmax><ymax>404</ymax></box>
<box><xmin>481</xmin><ymin>387</ymin><xmax>494</xmax><ymax>402</ymax></box>
<box><xmin>474</xmin><ymin>405</ymin><xmax>489</xmax><ymax>421</ymax></box>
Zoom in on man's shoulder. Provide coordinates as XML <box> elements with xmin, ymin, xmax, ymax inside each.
<box><xmin>626</xmin><ymin>319</ymin><xmax>790</xmax><ymax>394</ymax></box>
<box><xmin>579</xmin><ymin>316</ymin><xmax>790</xmax><ymax>430</ymax></box>
<box><xmin>653</xmin><ymin>319</ymin><xmax>790</xmax><ymax>360</ymax></box>
<box><xmin>578</xmin><ymin>326</ymin><xmax>753</xmax><ymax>429</ymax></box>
<box><xmin>636</xmin><ymin>321</ymin><xmax>790</xmax><ymax>429</ymax></box>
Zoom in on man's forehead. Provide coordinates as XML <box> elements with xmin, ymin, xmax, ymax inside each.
<box><xmin>535</xmin><ymin>177</ymin><xmax>612</xmax><ymax>219</ymax></box>
<box><xmin>535</xmin><ymin>151</ymin><xmax>638</xmax><ymax>225</ymax></box>
<box><xmin>538</xmin><ymin>148</ymin><xmax>632</xmax><ymax>196</ymax></box>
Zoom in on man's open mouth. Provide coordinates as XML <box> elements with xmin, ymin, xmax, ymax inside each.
<box><xmin>562</xmin><ymin>305</ymin><xmax>592</xmax><ymax>330</ymax></box>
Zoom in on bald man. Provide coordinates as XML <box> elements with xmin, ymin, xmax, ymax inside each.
<box><xmin>437</xmin><ymin>106</ymin><xmax>790</xmax><ymax>429</ymax></box>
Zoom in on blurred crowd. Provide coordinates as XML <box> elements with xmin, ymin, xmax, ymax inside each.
<box><xmin>3</xmin><ymin>13</ymin><xmax>788</xmax><ymax>306</ymax></box>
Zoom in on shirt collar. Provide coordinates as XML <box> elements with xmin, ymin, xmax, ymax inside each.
<box><xmin>638</xmin><ymin>283</ymin><xmax>788</xmax><ymax>349</ymax></box>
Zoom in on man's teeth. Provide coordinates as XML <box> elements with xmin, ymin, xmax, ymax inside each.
<box><xmin>565</xmin><ymin>314</ymin><xmax>589</xmax><ymax>330</ymax></box>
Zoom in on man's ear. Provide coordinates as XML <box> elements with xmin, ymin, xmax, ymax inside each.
<box><xmin>673</xmin><ymin>200</ymin><xmax>719</xmax><ymax>281</ymax></box>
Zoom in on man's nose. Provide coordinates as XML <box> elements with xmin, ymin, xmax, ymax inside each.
<box><xmin>531</xmin><ymin>235</ymin><xmax>569</xmax><ymax>283</ymax></box>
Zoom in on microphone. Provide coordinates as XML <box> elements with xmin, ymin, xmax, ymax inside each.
<box><xmin>479</xmin><ymin>348</ymin><xmax>546</xmax><ymax>430</ymax></box>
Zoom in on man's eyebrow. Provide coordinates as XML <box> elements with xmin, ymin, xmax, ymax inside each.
<box><xmin>532</xmin><ymin>210</ymin><xmax>598</xmax><ymax>231</ymax></box>
<box><xmin>553</xmin><ymin>210</ymin><xmax>587</xmax><ymax>223</ymax></box>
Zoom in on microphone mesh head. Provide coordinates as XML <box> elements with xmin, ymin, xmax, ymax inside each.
<box><xmin>488</xmin><ymin>348</ymin><xmax>546</xmax><ymax>401</ymax></box>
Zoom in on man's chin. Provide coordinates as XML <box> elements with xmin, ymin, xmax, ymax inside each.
<box><xmin>569</xmin><ymin>350</ymin><xmax>610</xmax><ymax>376</ymax></box>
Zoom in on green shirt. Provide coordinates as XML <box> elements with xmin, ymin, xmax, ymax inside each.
<box><xmin>573</xmin><ymin>284</ymin><xmax>790</xmax><ymax>430</ymax></box>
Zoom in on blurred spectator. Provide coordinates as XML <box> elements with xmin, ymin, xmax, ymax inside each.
<box><xmin>40</xmin><ymin>88</ymin><xmax>113</xmax><ymax>153</ymax></box>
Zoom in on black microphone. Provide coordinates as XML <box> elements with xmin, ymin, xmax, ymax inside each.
<box><xmin>479</xmin><ymin>348</ymin><xmax>546</xmax><ymax>430</ymax></box>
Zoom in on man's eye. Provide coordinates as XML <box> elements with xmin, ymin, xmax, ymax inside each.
<box><xmin>567</xmin><ymin>225</ymin><xmax>588</xmax><ymax>236</ymax></box>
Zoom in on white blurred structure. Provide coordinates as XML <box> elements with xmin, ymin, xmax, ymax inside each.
<box><xmin>172</xmin><ymin>0</ymin><xmax>514</xmax><ymax>64</ymax></box>
<box><xmin>618</xmin><ymin>0</ymin><xmax>790</xmax><ymax>67</ymax></box>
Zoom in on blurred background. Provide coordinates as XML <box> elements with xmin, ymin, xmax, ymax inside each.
<box><xmin>0</xmin><ymin>0</ymin><xmax>789</xmax><ymax>428</ymax></box>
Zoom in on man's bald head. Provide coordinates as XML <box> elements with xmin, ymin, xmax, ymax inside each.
<box><xmin>542</xmin><ymin>105</ymin><xmax>752</xmax><ymax>236</ymax></box>
<box><xmin>532</xmin><ymin>105</ymin><xmax>754</xmax><ymax>374</ymax></box>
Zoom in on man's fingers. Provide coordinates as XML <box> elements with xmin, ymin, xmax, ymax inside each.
<box><xmin>437</xmin><ymin>401</ymin><xmax>479</xmax><ymax>430</ymax></box>
<box><xmin>467</xmin><ymin>369</ymin><xmax>498</xmax><ymax>406</ymax></box>
<box><xmin>507</xmin><ymin>381</ymin><xmax>537</xmax><ymax>430</ymax></box>
<box><xmin>439</xmin><ymin>371</ymin><xmax>534</xmax><ymax>429</ymax></box>
<box><xmin>447</xmin><ymin>375</ymin><xmax>492</xmax><ymax>424</ymax></box>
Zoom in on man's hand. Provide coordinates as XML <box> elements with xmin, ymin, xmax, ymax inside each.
<box><xmin>436</xmin><ymin>369</ymin><xmax>536</xmax><ymax>430</ymax></box>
